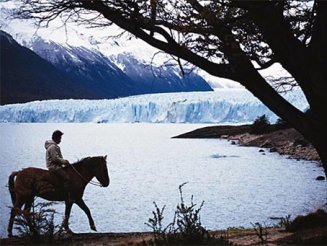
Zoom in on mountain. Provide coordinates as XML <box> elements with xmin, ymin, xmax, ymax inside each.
<box><xmin>0</xmin><ymin>30</ymin><xmax>213</xmax><ymax>104</ymax></box>
<box><xmin>114</xmin><ymin>53</ymin><xmax>212</xmax><ymax>93</ymax></box>
<box><xmin>0</xmin><ymin>30</ymin><xmax>96</xmax><ymax>105</ymax></box>
<box><xmin>0</xmin><ymin>89</ymin><xmax>308</xmax><ymax>123</ymax></box>
<box><xmin>0</xmin><ymin>4</ymin><xmax>237</xmax><ymax>102</ymax></box>
<box><xmin>29</xmin><ymin>38</ymin><xmax>212</xmax><ymax>97</ymax></box>
<box><xmin>29</xmin><ymin>38</ymin><xmax>144</xmax><ymax>98</ymax></box>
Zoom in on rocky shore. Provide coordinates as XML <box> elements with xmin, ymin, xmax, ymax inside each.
<box><xmin>174</xmin><ymin>124</ymin><xmax>320</xmax><ymax>162</ymax></box>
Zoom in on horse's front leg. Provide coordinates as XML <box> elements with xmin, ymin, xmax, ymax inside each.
<box><xmin>62</xmin><ymin>201</ymin><xmax>73</xmax><ymax>233</ymax></box>
<box><xmin>76</xmin><ymin>199</ymin><xmax>97</xmax><ymax>231</ymax></box>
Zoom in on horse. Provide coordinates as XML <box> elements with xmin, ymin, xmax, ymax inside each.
<box><xmin>7</xmin><ymin>155</ymin><xmax>110</xmax><ymax>237</ymax></box>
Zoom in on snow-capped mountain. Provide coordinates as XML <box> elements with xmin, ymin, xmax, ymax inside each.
<box><xmin>1</xmin><ymin>29</ymin><xmax>214</xmax><ymax>104</ymax></box>
<box><xmin>114</xmin><ymin>53</ymin><xmax>212</xmax><ymax>93</ymax></box>
<box><xmin>29</xmin><ymin>37</ymin><xmax>145</xmax><ymax>98</ymax></box>
<box><xmin>0</xmin><ymin>2</ymin><xmax>240</xmax><ymax>95</ymax></box>
<box><xmin>0</xmin><ymin>89</ymin><xmax>308</xmax><ymax>124</ymax></box>
<box><xmin>0</xmin><ymin>30</ymin><xmax>96</xmax><ymax>104</ymax></box>
<box><xmin>29</xmin><ymin>37</ymin><xmax>212</xmax><ymax>95</ymax></box>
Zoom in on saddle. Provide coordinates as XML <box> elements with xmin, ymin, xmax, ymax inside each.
<box><xmin>34</xmin><ymin>169</ymin><xmax>68</xmax><ymax>193</ymax></box>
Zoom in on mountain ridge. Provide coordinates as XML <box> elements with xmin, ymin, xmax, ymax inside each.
<box><xmin>0</xmin><ymin>30</ymin><xmax>97</xmax><ymax>104</ymax></box>
<box><xmin>1</xmin><ymin>29</ymin><xmax>214</xmax><ymax>104</ymax></box>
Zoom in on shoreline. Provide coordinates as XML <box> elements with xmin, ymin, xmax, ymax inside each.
<box><xmin>174</xmin><ymin>124</ymin><xmax>321</xmax><ymax>163</ymax></box>
<box><xmin>2</xmin><ymin>225</ymin><xmax>327</xmax><ymax>245</ymax></box>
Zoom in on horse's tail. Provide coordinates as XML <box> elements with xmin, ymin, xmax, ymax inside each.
<box><xmin>8</xmin><ymin>171</ymin><xmax>18</xmax><ymax>205</ymax></box>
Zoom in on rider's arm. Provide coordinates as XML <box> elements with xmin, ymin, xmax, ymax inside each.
<box><xmin>48</xmin><ymin>145</ymin><xmax>68</xmax><ymax>165</ymax></box>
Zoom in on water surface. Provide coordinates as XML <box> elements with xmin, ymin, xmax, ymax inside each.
<box><xmin>0</xmin><ymin>123</ymin><xmax>325</xmax><ymax>237</ymax></box>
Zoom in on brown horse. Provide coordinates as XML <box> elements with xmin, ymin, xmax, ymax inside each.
<box><xmin>7</xmin><ymin>155</ymin><xmax>110</xmax><ymax>237</ymax></box>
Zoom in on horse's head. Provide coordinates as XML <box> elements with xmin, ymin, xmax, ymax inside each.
<box><xmin>92</xmin><ymin>155</ymin><xmax>110</xmax><ymax>187</ymax></box>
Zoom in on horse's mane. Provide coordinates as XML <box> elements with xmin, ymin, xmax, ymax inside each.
<box><xmin>72</xmin><ymin>157</ymin><xmax>91</xmax><ymax>167</ymax></box>
<box><xmin>71</xmin><ymin>156</ymin><xmax>100</xmax><ymax>168</ymax></box>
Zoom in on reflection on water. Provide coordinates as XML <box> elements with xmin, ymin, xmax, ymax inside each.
<box><xmin>210</xmin><ymin>153</ymin><xmax>240</xmax><ymax>158</ymax></box>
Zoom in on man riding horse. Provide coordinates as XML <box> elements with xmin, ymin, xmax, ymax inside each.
<box><xmin>45</xmin><ymin>130</ymin><xmax>71</xmax><ymax>200</ymax></box>
<box><xmin>7</xmin><ymin>129</ymin><xmax>110</xmax><ymax>237</ymax></box>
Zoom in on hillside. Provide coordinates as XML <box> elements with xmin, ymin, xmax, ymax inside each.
<box><xmin>0</xmin><ymin>30</ymin><xmax>95</xmax><ymax>104</ymax></box>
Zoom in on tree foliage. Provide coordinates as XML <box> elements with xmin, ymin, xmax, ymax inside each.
<box><xmin>251</xmin><ymin>114</ymin><xmax>270</xmax><ymax>134</ymax></box>
<box><xmin>12</xmin><ymin>0</ymin><xmax>327</xmax><ymax>174</ymax></box>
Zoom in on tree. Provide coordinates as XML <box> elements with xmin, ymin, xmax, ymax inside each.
<box><xmin>251</xmin><ymin>114</ymin><xmax>270</xmax><ymax>134</ymax></box>
<box><xmin>14</xmin><ymin>0</ymin><xmax>327</xmax><ymax>175</ymax></box>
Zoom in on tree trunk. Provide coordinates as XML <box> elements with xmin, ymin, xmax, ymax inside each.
<box><xmin>221</xmin><ymin>31</ymin><xmax>327</xmax><ymax>176</ymax></box>
<box><xmin>312</xmin><ymin>138</ymin><xmax>327</xmax><ymax>177</ymax></box>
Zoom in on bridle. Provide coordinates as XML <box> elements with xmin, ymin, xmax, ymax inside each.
<box><xmin>70</xmin><ymin>163</ymin><xmax>104</xmax><ymax>187</ymax></box>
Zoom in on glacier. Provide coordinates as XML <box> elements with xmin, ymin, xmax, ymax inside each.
<box><xmin>0</xmin><ymin>89</ymin><xmax>308</xmax><ymax>124</ymax></box>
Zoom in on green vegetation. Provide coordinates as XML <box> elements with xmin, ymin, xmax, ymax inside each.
<box><xmin>285</xmin><ymin>209</ymin><xmax>327</xmax><ymax>232</ymax></box>
<box><xmin>275</xmin><ymin>117</ymin><xmax>290</xmax><ymax>130</ymax></box>
<box><xmin>251</xmin><ymin>114</ymin><xmax>271</xmax><ymax>134</ymax></box>
<box><xmin>251</xmin><ymin>222</ymin><xmax>268</xmax><ymax>245</ymax></box>
<box><xmin>277</xmin><ymin>215</ymin><xmax>292</xmax><ymax>231</ymax></box>
<box><xmin>146</xmin><ymin>183</ymin><xmax>231</xmax><ymax>245</ymax></box>
<box><xmin>13</xmin><ymin>199</ymin><xmax>59</xmax><ymax>243</ymax></box>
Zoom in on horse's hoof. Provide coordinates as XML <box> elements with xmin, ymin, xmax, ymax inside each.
<box><xmin>91</xmin><ymin>225</ymin><xmax>97</xmax><ymax>231</ymax></box>
<box><xmin>8</xmin><ymin>233</ymin><xmax>13</xmax><ymax>238</ymax></box>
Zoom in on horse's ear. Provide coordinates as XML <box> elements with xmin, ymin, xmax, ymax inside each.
<box><xmin>104</xmin><ymin>155</ymin><xmax>107</xmax><ymax>160</ymax></box>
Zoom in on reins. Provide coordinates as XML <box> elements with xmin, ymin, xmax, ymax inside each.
<box><xmin>70</xmin><ymin>164</ymin><xmax>104</xmax><ymax>187</ymax></box>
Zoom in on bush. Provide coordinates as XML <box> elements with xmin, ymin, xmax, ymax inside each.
<box><xmin>276</xmin><ymin>210</ymin><xmax>327</xmax><ymax>244</ymax></box>
<box><xmin>146</xmin><ymin>183</ymin><xmax>230</xmax><ymax>245</ymax></box>
<box><xmin>287</xmin><ymin>209</ymin><xmax>327</xmax><ymax>232</ymax></box>
<box><xmin>274</xmin><ymin>117</ymin><xmax>290</xmax><ymax>130</ymax></box>
<box><xmin>251</xmin><ymin>222</ymin><xmax>268</xmax><ymax>245</ymax></box>
<box><xmin>145</xmin><ymin>202</ymin><xmax>167</xmax><ymax>243</ymax></box>
<box><xmin>13</xmin><ymin>199</ymin><xmax>59</xmax><ymax>243</ymax></box>
<box><xmin>277</xmin><ymin>215</ymin><xmax>292</xmax><ymax>230</ymax></box>
<box><xmin>251</xmin><ymin>115</ymin><xmax>270</xmax><ymax>134</ymax></box>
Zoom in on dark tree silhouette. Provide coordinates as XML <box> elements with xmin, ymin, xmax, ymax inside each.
<box><xmin>14</xmin><ymin>0</ymin><xmax>327</xmax><ymax>174</ymax></box>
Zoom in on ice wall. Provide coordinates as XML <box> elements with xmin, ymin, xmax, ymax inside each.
<box><xmin>0</xmin><ymin>90</ymin><xmax>307</xmax><ymax>124</ymax></box>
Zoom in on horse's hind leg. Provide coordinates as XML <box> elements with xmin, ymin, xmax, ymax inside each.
<box><xmin>23</xmin><ymin>199</ymin><xmax>34</xmax><ymax>235</ymax></box>
<box><xmin>7</xmin><ymin>200</ymin><xmax>24</xmax><ymax>237</ymax></box>
<box><xmin>76</xmin><ymin>199</ymin><xmax>96</xmax><ymax>231</ymax></box>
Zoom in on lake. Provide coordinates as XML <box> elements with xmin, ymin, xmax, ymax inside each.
<box><xmin>0</xmin><ymin>123</ymin><xmax>326</xmax><ymax>238</ymax></box>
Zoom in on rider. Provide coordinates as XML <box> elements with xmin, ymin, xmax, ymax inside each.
<box><xmin>45</xmin><ymin>130</ymin><xmax>72</xmax><ymax>200</ymax></box>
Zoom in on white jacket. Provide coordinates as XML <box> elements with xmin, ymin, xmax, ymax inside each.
<box><xmin>45</xmin><ymin>140</ymin><xmax>66</xmax><ymax>170</ymax></box>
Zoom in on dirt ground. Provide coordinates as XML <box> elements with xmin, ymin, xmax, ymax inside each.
<box><xmin>1</xmin><ymin>226</ymin><xmax>327</xmax><ymax>245</ymax></box>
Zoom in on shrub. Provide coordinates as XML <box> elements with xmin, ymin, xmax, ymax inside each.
<box><xmin>146</xmin><ymin>183</ymin><xmax>230</xmax><ymax>245</ymax></box>
<box><xmin>13</xmin><ymin>199</ymin><xmax>59</xmax><ymax>243</ymax></box>
<box><xmin>171</xmin><ymin>183</ymin><xmax>208</xmax><ymax>244</ymax></box>
<box><xmin>251</xmin><ymin>115</ymin><xmax>270</xmax><ymax>134</ymax></box>
<box><xmin>277</xmin><ymin>215</ymin><xmax>292</xmax><ymax>230</ymax></box>
<box><xmin>251</xmin><ymin>222</ymin><xmax>268</xmax><ymax>245</ymax></box>
<box><xmin>287</xmin><ymin>209</ymin><xmax>327</xmax><ymax>232</ymax></box>
<box><xmin>145</xmin><ymin>202</ymin><xmax>168</xmax><ymax>243</ymax></box>
<box><xmin>274</xmin><ymin>117</ymin><xmax>290</xmax><ymax>130</ymax></box>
